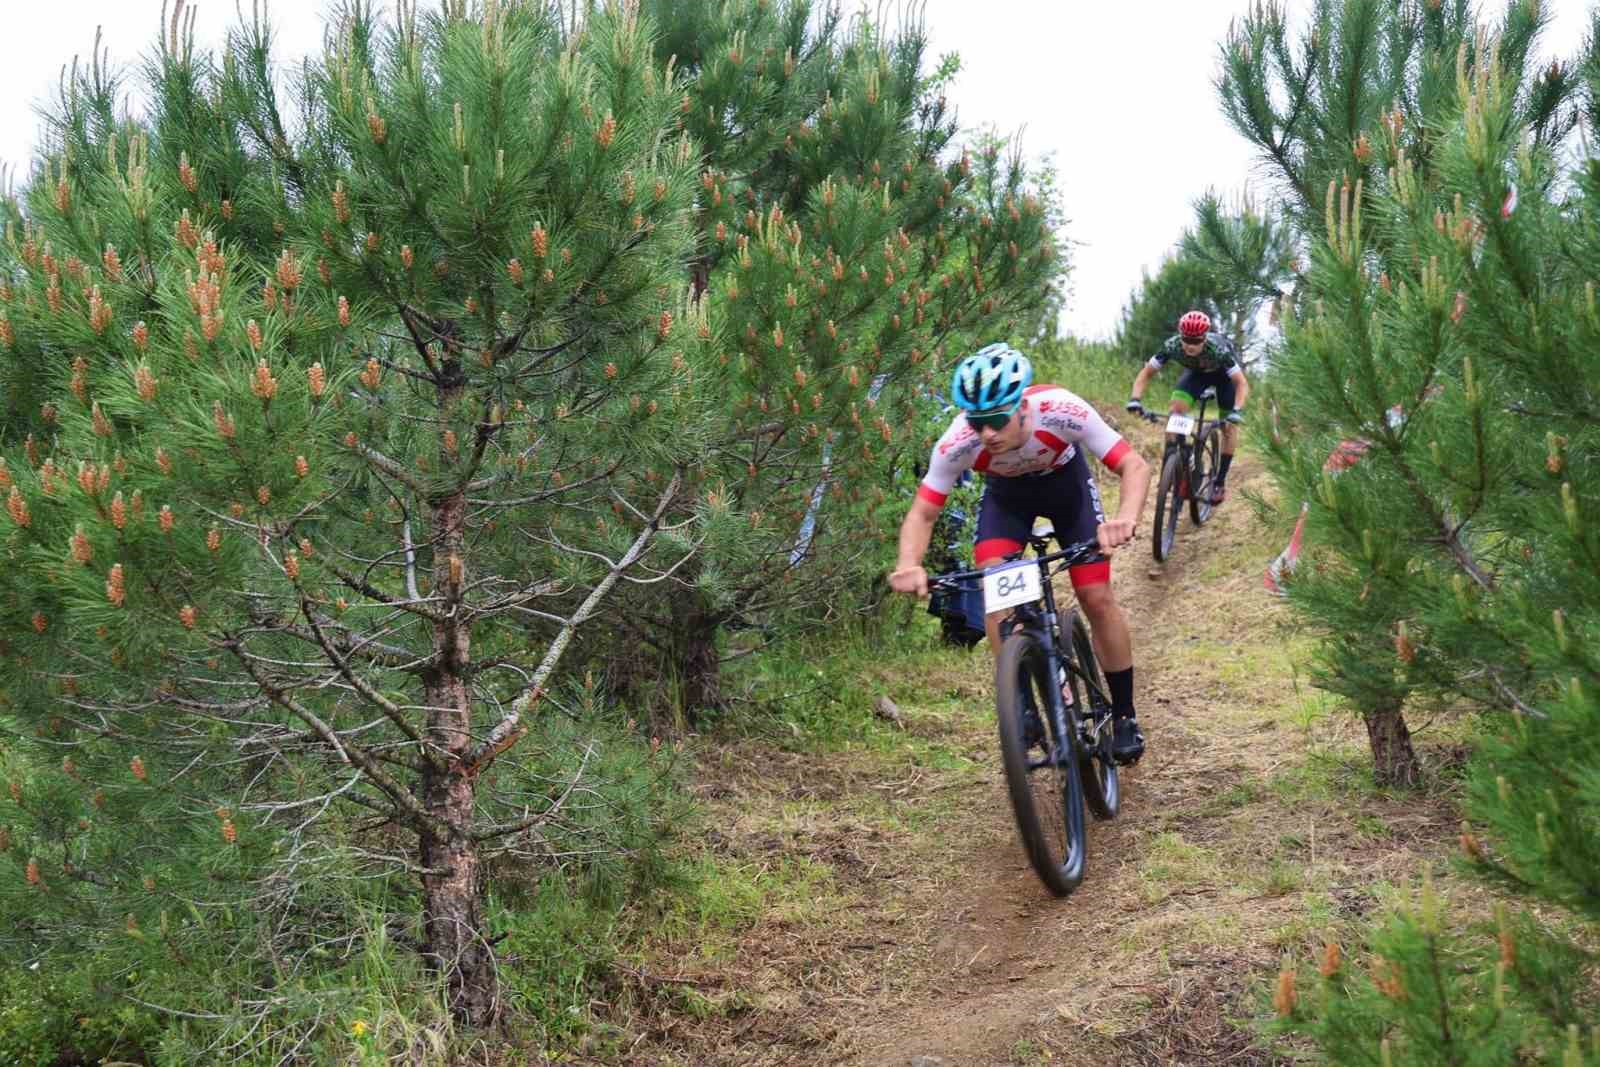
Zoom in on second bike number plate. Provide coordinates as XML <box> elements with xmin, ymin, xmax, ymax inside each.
<box><xmin>983</xmin><ymin>561</ymin><xmax>1042</xmax><ymax>613</ymax></box>
<box><xmin>1165</xmin><ymin>413</ymin><xmax>1196</xmax><ymax>436</ymax></box>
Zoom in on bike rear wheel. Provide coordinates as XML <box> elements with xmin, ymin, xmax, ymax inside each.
<box><xmin>1066</xmin><ymin>611</ymin><xmax>1120</xmax><ymax>821</ymax></box>
<box><xmin>1189</xmin><ymin>424</ymin><xmax>1222</xmax><ymax>526</ymax></box>
<box><xmin>1151</xmin><ymin>448</ymin><xmax>1183</xmax><ymax>562</ymax></box>
<box><xmin>996</xmin><ymin>630</ymin><xmax>1088</xmax><ymax>896</ymax></box>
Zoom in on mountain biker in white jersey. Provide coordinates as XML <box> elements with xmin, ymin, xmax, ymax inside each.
<box><xmin>888</xmin><ymin>343</ymin><xmax>1153</xmax><ymax>764</ymax></box>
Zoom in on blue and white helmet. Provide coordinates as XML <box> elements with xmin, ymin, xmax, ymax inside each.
<box><xmin>950</xmin><ymin>342</ymin><xmax>1032</xmax><ymax>413</ymax></box>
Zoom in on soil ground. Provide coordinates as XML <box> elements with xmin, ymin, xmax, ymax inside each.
<box><xmin>593</xmin><ymin>428</ymin><xmax>1470</xmax><ymax>1067</ymax></box>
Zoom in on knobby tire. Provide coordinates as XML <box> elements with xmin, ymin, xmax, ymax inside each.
<box><xmin>996</xmin><ymin>630</ymin><xmax>1087</xmax><ymax>896</ymax></box>
<box><xmin>1152</xmin><ymin>448</ymin><xmax>1183</xmax><ymax>562</ymax></box>
<box><xmin>1190</xmin><ymin>424</ymin><xmax>1222</xmax><ymax>527</ymax></box>
<box><xmin>1067</xmin><ymin>610</ymin><xmax>1119</xmax><ymax>821</ymax></box>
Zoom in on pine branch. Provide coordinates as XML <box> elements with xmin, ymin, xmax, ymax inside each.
<box><xmin>485</xmin><ymin>466</ymin><xmax>687</xmax><ymax>767</ymax></box>
<box><xmin>323</xmin><ymin>560</ymin><xmax>448</xmax><ymax>622</ymax></box>
<box><xmin>465</xmin><ymin>457</ymin><xmax>622</xmax><ymax>504</ymax></box>
<box><xmin>226</xmin><ymin>635</ymin><xmax>443</xmax><ymax>836</ymax></box>
<box><xmin>290</xmin><ymin>585</ymin><xmax>433</xmax><ymax>759</ymax></box>
<box><xmin>472</xmin><ymin>737</ymin><xmax>594</xmax><ymax>843</ymax></box>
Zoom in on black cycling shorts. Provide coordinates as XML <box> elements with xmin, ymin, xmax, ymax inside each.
<box><xmin>1172</xmin><ymin>368</ymin><xmax>1239</xmax><ymax>412</ymax></box>
<box><xmin>973</xmin><ymin>448</ymin><xmax>1109</xmax><ymax>588</ymax></box>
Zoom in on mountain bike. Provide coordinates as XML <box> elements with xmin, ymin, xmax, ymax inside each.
<box><xmin>1145</xmin><ymin>385</ymin><xmax>1224</xmax><ymax>562</ymax></box>
<box><xmin>929</xmin><ymin>534</ymin><xmax>1120</xmax><ymax>896</ymax></box>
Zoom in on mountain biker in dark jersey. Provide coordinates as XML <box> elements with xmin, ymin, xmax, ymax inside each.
<box><xmin>888</xmin><ymin>343</ymin><xmax>1153</xmax><ymax>764</ymax></box>
<box><xmin>1125</xmin><ymin>310</ymin><xmax>1250</xmax><ymax>505</ymax></box>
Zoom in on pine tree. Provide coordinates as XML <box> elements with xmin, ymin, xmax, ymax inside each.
<box><xmin>1221</xmin><ymin>3</ymin><xmax>1600</xmax><ymax>1062</ymax></box>
<box><xmin>1181</xmin><ymin>190</ymin><xmax>1298</xmax><ymax>351</ymax></box>
<box><xmin>1116</xmin><ymin>190</ymin><xmax>1294</xmax><ymax>364</ymax></box>
<box><xmin>596</xmin><ymin>0</ymin><xmax>1060</xmax><ymax>718</ymax></box>
<box><xmin>1216</xmin><ymin>0</ymin><xmax>1579</xmax><ymax>783</ymax></box>
<box><xmin>1117</xmin><ymin>250</ymin><xmax>1230</xmax><ymax>358</ymax></box>
<box><xmin>0</xmin><ymin>0</ymin><xmax>717</xmax><ymax>1026</ymax></box>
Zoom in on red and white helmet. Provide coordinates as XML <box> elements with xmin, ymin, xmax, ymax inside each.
<box><xmin>1178</xmin><ymin>310</ymin><xmax>1211</xmax><ymax>339</ymax></box>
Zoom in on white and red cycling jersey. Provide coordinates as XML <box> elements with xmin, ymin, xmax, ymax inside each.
<box><xmin>916</xmin><ymin>384</ymin><xmax>1132</xmax><ymax>508</ymax></box>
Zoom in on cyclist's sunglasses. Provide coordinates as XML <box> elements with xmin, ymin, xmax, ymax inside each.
<box><xmin>965</xmin><ymin>404</ymin><xmax>1018</xmax><ymax>431</ymax></box>
<box><xmin>1180</xmin><ymin>335</ymin><xmax>1207</xmax><ymax>347</ymax></box>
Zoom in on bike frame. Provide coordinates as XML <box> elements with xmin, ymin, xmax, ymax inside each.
<box><xmin>1161</xmin><ymin>387</ymin><xmax>1215</xmax><ymax>494</ymax></box>
<box><xmin>932</xmin><ymin>537</ymin><xmax>1115</xmax><ymax>764</ymax></box>
<box><xmin>1147</xmin><ymin>386</ymin><xmax>1222</xmax><ymax>562</ymax></box>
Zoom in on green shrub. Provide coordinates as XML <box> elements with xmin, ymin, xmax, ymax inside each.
<box><xmin>0</xmin><ymin>961</ymin><xmax>162</xmax><ymax>1066</ymax></box>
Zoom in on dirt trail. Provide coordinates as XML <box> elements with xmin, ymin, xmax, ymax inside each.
<box><xmin>837</xmin><ymin>450</ymin><xmax>1279</xmax><ymax>1067</ymax></box>
<box><xmin>620</xmin><ymin>437</ymin><xmax>1458</xmax><ymax>1066</ymax></box>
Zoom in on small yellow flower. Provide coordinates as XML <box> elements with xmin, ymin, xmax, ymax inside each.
<box><xmin>351</xmin><ymin>1019</ymin><xmax>369</xmax><ymax>1038</ymax></box>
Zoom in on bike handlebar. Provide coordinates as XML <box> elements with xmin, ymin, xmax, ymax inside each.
<box><xmin>927</xmin><ymin>538</ymin><xmax>1105</xmax><ymax>591</ymax></box>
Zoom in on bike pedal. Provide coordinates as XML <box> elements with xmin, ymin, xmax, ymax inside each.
<box><xmin>1111</xmin><ymin>718</ymin><xmax>1145</xmax><ymax>765</ymax></box>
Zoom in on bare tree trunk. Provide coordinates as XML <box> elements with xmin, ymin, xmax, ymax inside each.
<box><xmin>1362</xmin><ymin>697</ymin><xmax>1421</xmax><ymax>788</ymax></box>
<box><xmin>420</xmin><ymin>486</ymin><xmax>499</xmax><ymax>1026</ymax></box>
<box><xmin>689</xmin><ymin>253</ymin><xmax>711</xmax><ymax>300</ymax></box>
<box><xmin>419</xmin><ymin>766</ymin><xmax>496</xmax><ymax>1025</ymax></box>
<box><xmin>669</xmin><ymin>590</ymin><xmax>722</xmax><ymax>723</ymax></box>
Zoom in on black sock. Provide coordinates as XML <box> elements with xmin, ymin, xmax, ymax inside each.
<box><xmin>1107</xmin><ymin>667</ymin><xmax>1135</xmax><ymax>719</ymax></box>
<box><xmin>1216</xmin><ymin>452</ymin><xmax>1235</xmax><ymax>484</ymax></box>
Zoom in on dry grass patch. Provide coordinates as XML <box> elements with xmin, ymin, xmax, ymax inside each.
<box><xmin>1121</xmin><ymin>909</ymin><xmax>1250</xmax><ymax>956</ymax></box>
<box><xmin>1135</xmin><ymin>832</ymin><xmax>1226</xmax><ymax>905</ymax></box>
<box><xmin>1032</xmin><ymin>963</ymin><xmax>1284</xmax><ymax>1066</ymax></box>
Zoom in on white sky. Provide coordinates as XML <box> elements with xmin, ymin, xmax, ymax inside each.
<box><xmin>0</xmin><ymin>1</ymin><xmax>1593</xmax><ymax>339</ymax></box>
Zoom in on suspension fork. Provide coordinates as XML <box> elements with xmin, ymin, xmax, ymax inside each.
<box><xmin>1013</xmin><ymin>595</ymin><xmax>1072</xmax><ymax>757</ymax></box>
<box><xmin>1036</xmin><ymin>632</ymin><xmax>1074</xmax><ymax>764</ymax></box>
<box><xmin>1163</xmin><ymin>434</ymin><xmax>1192</xmax><ymax>492</ymax></box>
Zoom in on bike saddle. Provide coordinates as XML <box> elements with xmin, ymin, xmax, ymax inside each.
<box><xmin>1028</xmin><ymin>520</ymin><xmax>1055</xmax><ymax>553</ymax></box>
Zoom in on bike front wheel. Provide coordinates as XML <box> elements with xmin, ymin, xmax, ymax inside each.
<box><xmin>1066</xmin><ymin>611</ymin><xmax>1120</xmax><ymax>821</ymax></box>
<box><xmin>1190</xmin><ymin>424</ymin><xmax>1222</xmax><ymax>526</ymax></box>
<box><xmin>1151</xmin><ymin>448</ymin><xmax>1183</xmax><ymax>562</ymax></box>
<box><xmin>996</xmin><ymin>630</ymin><xmax>1088</xmax><ymax>896</ymax></box>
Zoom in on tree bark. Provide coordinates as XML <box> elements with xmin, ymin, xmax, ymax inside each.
<box><xmin>420</xmin><ymin>485</ymin><xmax>499</xmax><ymax>1026</ymax></box>
<box><xmin>419</xmin><ymin>767</ymin><xmax>497</xmax><ymax>1025</ymax></box>
<box><xmin>1362</xmin><ymin>697</ymin><xmax>1421</xmax><ymax>788</ymax></box>
<box><xmin>669</xmin><ymin>589</ymin><xmax>722</xmax><ymax>723</ymax></box>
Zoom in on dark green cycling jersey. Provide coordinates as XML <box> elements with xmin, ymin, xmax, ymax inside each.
<box><xmin>1148</xmin><ymin>332</ymin><xmax>1241</xmax><ymax>375</ymax></box>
